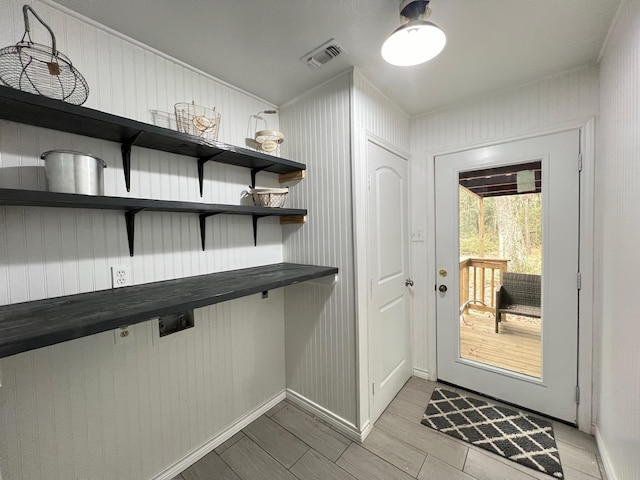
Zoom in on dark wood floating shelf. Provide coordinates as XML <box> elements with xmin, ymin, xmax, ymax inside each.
<box><xmin>0</xmin><ymin>188</ymin><xmax>307</xmax><ymax>254</ymax></box>
<box><xmin>0</xmin><ymin>86</ymin><xmax>305</xmax><ymax>194</ymax></box>
<box><xmin>0</xmin><ymin>263</ymin><xmax>338</xmax><ymax>359</ymax></box>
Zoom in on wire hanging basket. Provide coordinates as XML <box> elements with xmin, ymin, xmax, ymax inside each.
<box><xmin>242</xmin><ymin>187</ymin><xmax>289</xmax><ymax>208</ymax></box>
<box><xmin>174</xmin><ymin>101</ymin><xmax>221</xmax><ymax>141</ymax></box>
<box><xmin>0</xmin><ymin>5</ymin><xmax>89</xmax><ymax>105</ymax></box>
<box><xmin>248</xmin><ymin>110</ymin><xmax>284</xmax><ymax>156</ymax></box>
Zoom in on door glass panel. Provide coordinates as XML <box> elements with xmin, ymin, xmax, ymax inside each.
<box><xmin>458</xmin><ymin>161</ymin><xmax>542</xmax><ymax>378</ymax></box>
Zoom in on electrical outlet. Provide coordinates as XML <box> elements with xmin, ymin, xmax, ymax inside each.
<box><xmin>111</xmin><ymin>265</ymin><xmax>130</xmax><ymax>288</ymax></box>
<box><xmin>114</xmin><ymin>326</ymin><xmax>134</xmax><ymax>345</ymax></box>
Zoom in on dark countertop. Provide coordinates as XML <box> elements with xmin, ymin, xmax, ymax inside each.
<box><xmin>0</xmin><ymin>262</ymin><xmax>337</xmax><ymax>358</ymax></box>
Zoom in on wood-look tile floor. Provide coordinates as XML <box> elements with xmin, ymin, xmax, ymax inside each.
<box><xmin>172</xmin><ymin>377</ymin><xmax>606</xmax><ymax>480</ymax></box>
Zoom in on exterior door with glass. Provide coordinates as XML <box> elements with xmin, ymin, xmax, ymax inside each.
<box><xmin>435</xmin><ymin>130</ymin><xmax>580</xmax><ymax>423</ymax></box>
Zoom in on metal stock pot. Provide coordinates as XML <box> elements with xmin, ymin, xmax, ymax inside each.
<box><xmin>41</xmin><ymin>150</ymin><xmax>106</xmax><ymax>195</ymax></box>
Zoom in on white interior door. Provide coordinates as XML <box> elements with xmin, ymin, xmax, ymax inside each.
<box><xmin>368</xmin><ymin>139</ymin><xmax>412</xmax><ymax>422</ymax></box>
<box><xmin>435</xmin><ymin>130</ymin><xmax>580</xmax><ymax>423</ymax></box>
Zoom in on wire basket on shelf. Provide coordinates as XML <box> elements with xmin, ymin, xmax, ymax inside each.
<box><xmin>247</xmin><ymin>110</ymin><xmax>284</xmax><ymax>156</ymax></box>
<box><xmin>0</xmin><ymin>5</ymin><xmax>89</xmax><ymax>105</ymax></box>
<box><xmin>174</xmin><ymin>101</ymin><xmax>221</xmax><ymax>141</ymax></box>
<box><xmin>241</xmin><ymin>187</ymin><xmax>288</xmax><ymax>208</ymax></box>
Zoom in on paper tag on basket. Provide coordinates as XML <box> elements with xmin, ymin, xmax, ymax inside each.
<box><xmin>47</xmin><ymin>62</ymin><xmax>61</xmax><ymax>76</ymax></box>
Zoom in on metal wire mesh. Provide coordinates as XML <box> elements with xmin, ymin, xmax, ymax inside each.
<box><xmin>250</xmin><ymin>191</ymin><xmax>287</xmax><ymax>208</ymax></box>
<box><xmin>174</xmin><ymin>102</ymin><xmax>221</xmax><ymax>141</ymax></box>
<box><xmin>0</xmin><ymin>42</ymin><xmax>89</xmax><ymax>105</ymax></box>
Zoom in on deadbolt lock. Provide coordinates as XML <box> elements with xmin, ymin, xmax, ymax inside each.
<box><xmin>439</xmin><ymin>269</ymin><xmax>448</xmax><ymax>277</ymax></box>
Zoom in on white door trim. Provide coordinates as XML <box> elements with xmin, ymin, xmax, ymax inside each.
<box><xmin>577</xmin><ymin>118</ymin><xmax>595</xmax><ymax>432</ymax></box>
<box><xmin>353</xmin><ymin>129</ymin><xmax>411</xmax><ymax>435</ymax></box>
<box><xmin>422</xmin><ymin>118</ymin><xmax>595</xmax><ymax>432</ymax></box>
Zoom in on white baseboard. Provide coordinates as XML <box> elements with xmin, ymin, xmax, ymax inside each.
<box><xmin>151</xmin><ymin>390</ymin><xmax>287</xmax><ymax>480</ymax></box>
<box><xmin>358</xmin><ymin>420</ymin><xmax>373</xmax><ymax>442</ymax></box>
<box><xmin>594</xmin><ymin>425</ymin><xmax>618</xmax><ymax>480</ymax></box>
<box><xmin>412</xmin><ymin>367</ymin><xmax>430</xmax><ymax>380</ymax></box>
<box><xmin>285</xmin><ymin>388</ymin><xmax>368</xmax><ymax>442</ymax></box>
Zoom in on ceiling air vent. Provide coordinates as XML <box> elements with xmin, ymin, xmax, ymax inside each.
<box><xmin>300</xmin><ymin>39</ymin><xmax>345</xmax><ymax>69</ymax></box>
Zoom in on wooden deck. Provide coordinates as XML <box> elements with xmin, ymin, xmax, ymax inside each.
<box><xmin>459</xmin><ymin>310</ymin><xmax>541</xmax><ymax>378</ymax></box>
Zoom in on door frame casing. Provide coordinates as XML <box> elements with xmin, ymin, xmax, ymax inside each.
<box><xmin>422</xmin><ymin>118</ymin><xmax>595</xmax><ymax>432</ymax></box>
<box><xmin>353</xmin><ymin>130</ymin><xmax>412</xmax><ymax>439</ymax></box>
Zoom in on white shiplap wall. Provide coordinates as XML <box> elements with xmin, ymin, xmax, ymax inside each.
<box><xmin>409</xmin><ymin>64</ymin><xmax>600</xmax><ymax>377</ymax></box>
<box><xmin>595</xmin><ymin>1</ymin><xmax>640</xmax><ymax>477</ymax></box>
<box><xmin>0</xmin><ymin>294</ymin><xmax>285</xmax><ymax>480</ymax></box>
<box><xmin>280</xmin><ymin>70</ymin><xmax>410</xmax><ymax>432</ymax></box>
<box><xmin>352</xmin><ymin>71</ymin><xmax>410</xmax><ymax>149</ymax></box>
<box><xmin>280</xmin><ymin>73</ymin><xmax>357</xmax><ymax>427</ymax></box>
<box><xmin>0</xmin><ymin>1</ymin><xmax>286</xmax><ymax>479</ymax></box>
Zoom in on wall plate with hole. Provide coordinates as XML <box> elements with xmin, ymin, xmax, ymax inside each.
<box><xmin>152</xmin><ymin>312</ymin><xmax>195</xmax><ymax>346</ymax></box>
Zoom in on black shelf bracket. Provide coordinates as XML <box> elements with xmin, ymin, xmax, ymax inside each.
<box><xmin>199</xmin><ymin>213</ymin><xmax>222</xmax><ymax>251</ymax></box>
<box><xmin>252</xmin><ymin>215</ymin><xmax>268</xmax><ymax>246</ymax></box>
<box><xmin>250</xmin><ymin>165</ymin><xmax>275</xmax><ymax>189</ymax></box>
<box><xmin>197</xmin><ymin>154</ymin><xmax>224</xmax><ymax>197</ymax></box>
<box><xmin>125</xmin><ymin>208</ymin><xmax>144</xmax><ymax>256</ymax></box>
<box><xmin>121</xmin><ymin>132</ymin><xmax>144</xmax><ymax>192</ymax></box>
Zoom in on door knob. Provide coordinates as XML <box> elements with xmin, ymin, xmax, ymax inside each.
<box><xmin>438</xmin><ymin>284</ymin><xmax>448</xmax><ymax>293</ymax></box>
<box><xmin>405</xmin><ymin>279</ymin><xmax>414</xmax><ymax>287</ymax></box>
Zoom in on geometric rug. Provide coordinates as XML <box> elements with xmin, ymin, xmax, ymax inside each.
<box><xmin>421</xmin><ymin>388</ymin><xmax>564</xmax><ymax>478</ymax></box>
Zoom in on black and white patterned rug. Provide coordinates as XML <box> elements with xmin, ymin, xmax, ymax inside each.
<box><xmin>421</xmin><ymin>388</ymin><xmax>564</xmax><ymax>478</ymax></box>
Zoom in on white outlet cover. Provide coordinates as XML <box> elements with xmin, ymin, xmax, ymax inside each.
<box><xmin>111</xmin><ymin>265</ymin><xmax>131</xmax><ymax>288</ymax></box>
<box><xmin>114</xmin><ymin>326</ymin><xmax>134</xmax><ymax>345</ymax></box>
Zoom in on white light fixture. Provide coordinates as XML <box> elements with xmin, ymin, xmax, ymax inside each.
<box><xmin>381</xmin><ymin>0</ymin><xmax>446</xmax><ymax>67</ymax></box>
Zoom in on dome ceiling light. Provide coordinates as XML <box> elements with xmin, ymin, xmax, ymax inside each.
<box><xmin>381</xmin><ymin>0</ymin><xmax>446</xmax><ymax>67</ymax></box>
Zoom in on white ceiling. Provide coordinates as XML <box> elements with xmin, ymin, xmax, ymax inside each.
<box><xmin>53</xmin><ymin>0</ymin><xmax>619</xmax><ymax>116</ymax></box>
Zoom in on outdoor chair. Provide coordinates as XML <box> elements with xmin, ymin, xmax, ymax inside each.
<box><xmin>495</xmin><ymin>272</ymin><xmax>541</xmax><ymax>333</ymax></box>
